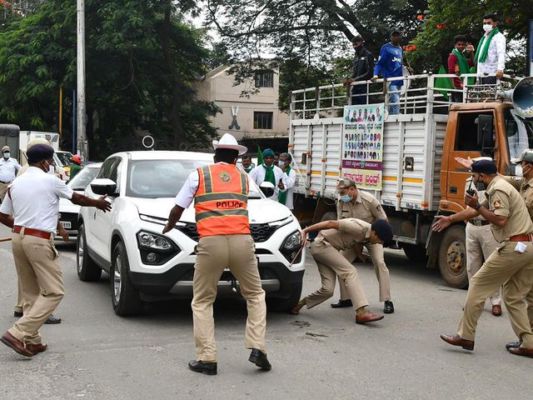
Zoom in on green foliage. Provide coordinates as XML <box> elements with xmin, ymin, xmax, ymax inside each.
<box><xmin>0</xmin><ymin>0</ymin><xmax>217</xmax><ymax>158</ymax></box>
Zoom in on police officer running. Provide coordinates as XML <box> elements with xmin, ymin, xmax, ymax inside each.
<box><xmin>0</xmin><ymin>144</ymin><xmax>111</xmax><ymax>357</ymax></box>
<box><xmin>433</xmin><ymin>159</ymin><xmax>533</xmax><ymax>358</ymax></box>
<box><xmin>163</xmin><ymin>134</ymin><xmax>270</xmax><ymax>375</ymax></box>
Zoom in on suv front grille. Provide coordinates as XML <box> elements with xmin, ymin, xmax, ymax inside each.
<box><xmin>177</xmin><ymin>222</ymin><xmax>277</xmax><ymax>243</ymax></box>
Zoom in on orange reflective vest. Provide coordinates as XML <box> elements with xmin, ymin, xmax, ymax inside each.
<box><xmin>195</xmin><ymin>163</ymin><xmax>250</xmax><ymax>238</ymax></box>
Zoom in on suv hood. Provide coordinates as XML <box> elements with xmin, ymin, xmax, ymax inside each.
<box><xmin>130</xmin><ymin>197</ymin><xmax>293</xmax><ymax>224</ymax></box>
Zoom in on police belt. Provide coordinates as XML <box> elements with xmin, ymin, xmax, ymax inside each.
<box><xmin>12</xmin><ymin>226</ymin><xmax>52</xmax><ymax>240</ymax></box>
<box><xmin>509</xmin><ymin>234</ymin><xmax>533</xmax><ymax>242</ymax></box>
<box><xmin>467</xmin><ymin>219</ymin><xmax>490</xmax><ymax>227</ymax></box>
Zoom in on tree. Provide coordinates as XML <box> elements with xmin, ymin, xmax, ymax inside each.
<box><xmin>0</xmin><ymin>0</ymin><xmax>217</xmax><ymax>158</ymax></box>
<box><xmin>409</xmin><ymin>0</ymin><xmax>529</xmax><ymax>74</ymax></box>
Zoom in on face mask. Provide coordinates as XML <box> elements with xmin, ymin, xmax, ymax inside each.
<box><xmin>475</xmin><ymin>181</ymin><xmax>487</xmax><ymax>191</ymax></box>
<box><xmin>3</xmin><ymin>152</ymin><xmax>9</xmax><ymax>159</ymax></box>
<box><xmin>483</xmin><ymin>24</ymin><xmax>493</xmax><ymax>33</ymax></box>
<box><xmin>340</xmin><ymin>194</ymin><xmax>352</xmax><ymax>203</ymax></box>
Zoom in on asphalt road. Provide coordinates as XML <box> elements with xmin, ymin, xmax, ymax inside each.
<box><xmin>0</xmin><ymin>226</ymin><xmax>531</xmax><ymax>400</ymax></box>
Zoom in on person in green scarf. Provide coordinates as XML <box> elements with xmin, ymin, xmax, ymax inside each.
<box><xmin>241</xmin><ymin>154</ymin><xmax>255</xmax><ymax>174</ymax></box>
<box><xmin>278</xmin><ymin>153</ymin><xmax>296</xmax><ymax>210</ymax></box>
<box><xmin>249</xmin><ymin>148</ymin><xmax>286</xmax><ymax>200</ymax></box>
<box><xmin>447</xmin><ymin>35</ymin><xmax>475</xmax><ymax>102</ymax></box>
<box><xmin>474</xmin><ymin>13</ymin><xmax>506</xmax><ymax>85</ymax></box>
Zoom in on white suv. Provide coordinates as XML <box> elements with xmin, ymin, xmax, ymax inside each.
<box><xmin>77</xmin><ymin>151</ymin><xmax>305</xmax><ymax>316</ymax></box>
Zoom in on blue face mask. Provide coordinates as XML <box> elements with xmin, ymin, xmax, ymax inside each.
<box><xmin>340</xmin><ymin>194</ymin><xmax>352</xmax><ymax>203</ymax></box>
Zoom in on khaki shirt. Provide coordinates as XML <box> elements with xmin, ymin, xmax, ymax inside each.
<box><xmin>317</xmin><ymin>218</ymin><xmax>371</xmax><ymax>251</ymax></box>
<box><xmin>337</xmin><ymin>190</ymin><xmax>387</xmax><ymax>223</ymax></box>
<box><xmin>502</xmin><ymin>176</ymin><xmax>533</xmax><ymax>221</ymax></box>
<box><xmin>480</xmin><ymin>176</ymin><xmax>533</xmax><ymax>242</ymax></box>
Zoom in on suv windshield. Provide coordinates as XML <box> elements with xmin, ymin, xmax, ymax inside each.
<box><xmin>68</xmin><ymin>165</ymin><xmax>101</xmax><ymax>190</ymax></box>
<box><xmin>56</xmin><ymin>152</ymin><xmax>73</xmax><ymax>166</ymax></box>
<box><xmin>127</xmin><ymin>159</ymin><xmax>263</xmax><ymax>199</ymax></box>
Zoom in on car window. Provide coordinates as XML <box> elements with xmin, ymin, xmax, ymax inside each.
<box><xmin>68</xmin><ymin>165</ymin><xmax>101</xmax><ymax>190</ymax></box>
<box><xmin>97</xmin><ymin>157</ymin><xmax>119</xmax><ymax>179</ymax></box>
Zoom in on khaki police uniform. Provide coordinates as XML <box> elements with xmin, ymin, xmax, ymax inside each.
<box><xmin>336</xmin><ymin>190</ymin><xmax>391</xmax><ymax>302</ymax></box>
<box><xmin>503</xmin><ymin>176</ymin><xmax>533</xmax><ymax>330</ymax></box>
<box><xmin>175</xmin><ymin>162</ymin><xmax>267</xmax><ymax>362</ymax></box>
<box><xmin>0</xmin><ymin>166</ymin><xmax>72</xmax><ymax>345</ymax></box>
<box><xmin>464</xmin><ymin>178</ymin><xmax>501</xmax><ymax>306</ymax></box>
<box><xmin>457</xmin><ymin>176</ymin><xmax>533</xmax><ymax>348</ymax></box>
<box><xmin>301</xmin><ymin>219</ymin><xmax>372</xmax><ymax>311</ymax></box>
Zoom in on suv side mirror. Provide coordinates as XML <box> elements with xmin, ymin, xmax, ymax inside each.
<box><xmin>477</xmin><ymin>114</ymin><xmax>494</xmax><ymax>156</ymax></box>
<box><xmin>90</xmin><ymin>178</ymin><xmax>117</xmax><ymax>196</ymax></box>
<box><xmin>259</xmin><ymin>181</ymin><xmax>275</xmax><ymax>198</ymax></box>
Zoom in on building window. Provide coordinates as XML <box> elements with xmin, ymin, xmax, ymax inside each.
<box><xmin>254</xmin><ymin>70</ymin><xmax>274</xmax><ymax>88</ymax></box>
<box><xmin>254</xmin><ymin>112</ymin><xmax>273</xmax><ymax>129</ymax></box>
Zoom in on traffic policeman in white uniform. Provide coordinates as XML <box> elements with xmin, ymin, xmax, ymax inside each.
<box><xmin>0</xmin><ymin>145</ymin><xmax>21</xmax><ymax>201</ymax></box>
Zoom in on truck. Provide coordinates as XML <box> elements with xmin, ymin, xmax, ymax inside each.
<box><xmin>288</xmin><ymin>73</ymin><xmax>533</xmax><ymax>288</ymax></box>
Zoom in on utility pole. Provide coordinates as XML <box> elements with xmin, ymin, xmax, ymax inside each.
<box><xmin>76</xmin><ymin>0</ymin><xmax>88</xmax><ymax>160</ymax></box>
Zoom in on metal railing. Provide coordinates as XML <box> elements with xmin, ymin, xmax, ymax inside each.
<box><xmin>289</xmin><ymin>73</ymin><xmax>524</xmax><ymax>121</ymax></box>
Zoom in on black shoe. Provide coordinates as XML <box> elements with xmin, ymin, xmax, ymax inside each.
<box><xmin>249</xmin><ymin>349</ymin><xmax>272</xmax><ymax>371</ymax></box>
<box><xmin>44</xmin><ymin>315</ymin><xmax>62</xmax><ymax>325</ymax></box>
<box><xmin>188</xmin><ymin>360</ymin><xmax>217</xmax><ymax>375</ymax></box>
<box><xmin>384</xmin><ymin>301</ymin><xmax>394</xmax><ymax>314</ymax></box>
<box><xmin>13</xmin><ymin>311</ymin><xmax>23</xmax><ymax>318</ymax></box>
<box><xmin>505</xmin><ymin>340</ymin><xmax>522</xmax><ymax>350</ymax></box>
<box><xmin>330</xmin><ymin>299</ymin><xmax>353</xmax><ymax>308</ymax></box>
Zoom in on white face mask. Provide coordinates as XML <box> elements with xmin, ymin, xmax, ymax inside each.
<box><xmin>483</xmin><ymin>24</ymin><xmax>493</xmax><ymax>33</ymax></box>
<box><xmin>3</xmin><ymin>152</ymin><xmax>10</xmax><ymax>159</ymax></box>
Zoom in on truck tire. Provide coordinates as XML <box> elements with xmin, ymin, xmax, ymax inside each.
<box><xmin>321</xmin><ymin>211</ymin><xmax>337</xmax><ymax>222</ymax></box>
<box><xmin>438</xmin><ymin>225</ymin><xmax>468</xmax><ymax>289</ymax></box>
<box><xmin>267</xmin><ymin>281</ymin><xmax>303</xmax><ymax>313</ymax></box>
<box><xmin>110</xmin><ymin>241</ymin><xmax>143</xmax><ymax>316</ymax></box>
<box><xmin>402</xmin><ymin>243</ymin><xmax>428</xmax><ymax>263</ymax></box>
<box><xmin>76</xmin><ymin>224</ymin><xmax>102</xmax><ymax>282</ymax></box>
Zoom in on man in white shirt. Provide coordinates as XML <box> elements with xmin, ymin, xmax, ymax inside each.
<box><xmin>249</xmin><ymin>148</ymin><xmax>287</xmax><ymax>200</ymax></box>
<box><xmin>0</xmin><ymin>145</ymin><xmax>21</xmax><ymax>201</ymax></box>
<box><xmin>0</xmin><ymin>144</ymin><xmax>110</xmax><ymax>357</ymax></box>
<box><xmin>278</xmin><ymin>153</ymin><xmax>296</xmax><ymax>210</ymax></box>
<box><xmin>475</xmin><ymin>13</ymin><xmax>506</xmax><ymax>85</ymax></box>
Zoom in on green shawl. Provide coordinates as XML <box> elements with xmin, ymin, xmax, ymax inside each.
<box><xmin>474</xmin><ymin>28</ymin><xmax>499</xmax><ymax>64</ymax></box>
<box><xmin>278</xmin><ymin>166</ymin><xmax>291</xmax><ymax>205</ymax></box>
<box><xmin>262</xmin><ymin>164</ymin><xmax>275</xmax><ymax>186</ymax></box>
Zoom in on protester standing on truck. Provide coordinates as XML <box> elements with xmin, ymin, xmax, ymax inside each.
<box><xmin>447</xmin><ymin>35</ymin><xmax>475</xmax><ymax>102</ymax></box>
<box><xmin>373</xmin><ymin>30</ymin><xmax>404</xmax><ymax>115</ymax></box>
<box><xmin>0</xmin><ymin>146</ymin><xmax>21</xmax><ymax>201</ymax></box>
<box><xmin>249</xmin><ymin>148</ymin><xmax>287</xmax><ymax>200</ymax></box>
<box><xmin>291</xmin><ymin>218</ymin><xmax>393</xmax><ymax>325</ymax></box>
<box><xmin>330</xmin><ymin>179</ymin><xmax>394</xmax><ymax>314</ymax></box>
<box><xmin>433</xmin><ymin>159</ymin><xmax>533</xmax><ymax>359</ymax></box>
<box><xmin>345</xmin><ymin>35</ymin><xmax>374</xmax><ymax>105</ymax></box>
<box><xmin>475</xmin><ymin>13</ymin><xmax>506</xmax><ymax>85</ymax></box>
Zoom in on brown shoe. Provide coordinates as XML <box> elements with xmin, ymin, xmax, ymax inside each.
<box><xmin>0</xmin><ymin>331</ymin><xmax>33</xmax><ymax>357</ymax></box>
<box><xmin>440</xmin><ymin>334</ymin><xmax>474</xmax><ymax>351</ymax></box>
<box><xmin>491</xmin><ymin>305</ymin><xmax>502</xmax><ymax>316</ymax></box>
<box><xmin>508</xmin><ymin>346</ymin><xmax>533</xmax><ymax>358</ymax></box>
<box><xmin>27</xmin><ymin>343</ymin><xmax>48</xmax><ymax>355</ymax></box>
<box><xmin>355</xmin><ymin>311</ymin><xmax>384</xmax><ymax>324</ymax></box>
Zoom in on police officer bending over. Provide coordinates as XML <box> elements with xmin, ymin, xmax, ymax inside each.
<box><xmin>0</xmin><ymin>144</ymin><xmax>110</xmax><ymax>358</ymax></box>
<box><xmin>163</xmin><ymin>134</ymin><xmax>270</xmax><ymax>376</ymax></box>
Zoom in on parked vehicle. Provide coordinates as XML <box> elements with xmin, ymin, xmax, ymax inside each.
<box><xmin>77</xmin><ymin>151</ymin><xmax>305</xmax><ymax>316</ymax></box>
<box><xmin>289</xmin><ymin>74</ymin><xmax>532</xmax><ymax>288</ymax></box>
<box><xmin>58</xmin><ymin>162</ymin><xmax>102</xmax><ymax>240</ymax></box>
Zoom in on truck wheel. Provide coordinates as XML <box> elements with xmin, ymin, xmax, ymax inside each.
<box><xmin>267</xmin><ymin>281</ymin><xmax>303</xmax><ymax>313</ymax></box>
<box><xmin>76</xmin><ymin>224</ymin><xmax>102</xmax><ymax>282</ymax></box>
<box><xmin>402</xmin><ymin>243</ymin><xmax>428</xmax><ymax>263</ymax></box>
<box><xmin>110</xmin><ymin>241</ymin><xmax>143</xmax><ymax>316</ymax></box>
<box><xmin>321</xmin><ymin>211</ymin><xmax>337</xmax><ymax>222</ymax></box>
<box><xmin>438</xmin><ymin>225</ymin><xmax>468</xmax><ymax>288</ymax></box>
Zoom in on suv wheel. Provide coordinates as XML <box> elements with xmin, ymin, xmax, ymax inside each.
<box><xmin>110</xmin><ymin>240</ymin><xmax>142</xmax><ymax>316</ymax></box>
<box><xmin>267</xmin><ymin>281</ymin><xmax>303</xmax><ymax>313</ymax></box>
<box><xmin>76</xmin><ymin>224</ymin><xmax>102</xmax><ymax>282</ymax></box>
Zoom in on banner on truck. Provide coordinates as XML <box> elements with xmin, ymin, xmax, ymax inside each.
<box><xmin>342</xmin><ymin>103</ymin><xmax>385</xmax><ymax>190</ymax></box>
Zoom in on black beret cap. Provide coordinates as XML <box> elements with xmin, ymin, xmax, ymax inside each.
<box><xmin>371</xmin><ymin>219</ymin><xmax>394</xmax><ymax>247</ymax></box>
<box><xmin>471</xmin><ymin>159</ymin><xmax>497</xmax><ymax>174</ymax></box>
<box><xmin>27</xmin><ymin>144</ymin><xmax>54</xmax><ymax>164</ymax></box>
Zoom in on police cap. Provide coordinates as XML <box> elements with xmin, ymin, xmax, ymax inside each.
<box><xmin>27</xmin><ymin>144</ymin><xmax>54</xmax><ymax>164</ymax></box>
<box><xmin>371</xmin><ymin>219</ymin><xmax>394</xmax><ymax>247</ymax></box>
<box><xmin>471</xmin><ymin>159</ymin><xmax>497</xmax><ymax>174</ymax></box>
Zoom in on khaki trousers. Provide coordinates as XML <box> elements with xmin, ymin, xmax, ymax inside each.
<box><xmin>304</xmin><ymin>239</ymin><xmax>368</xmax><ymax>311</ymax></box>
<box><xmin>465</xmin><ymin>222</ymin><xmax>501</xmax><ymax>305</ymax></box>
<box><xmin>13</xmin><ymin>279</ymin><xmax>23</xmax><ymax>313</ymax></box>
<box><xmin>191</xmin><ymin>234</ymin><xmax>266</xmax><ymax>362</ymax></box>
<box><xmin>457</xmin><ymin>242</ymin><xmax>533</xmax><ymax>348</ymax></box>
<box><xmin>8</xmin><ymin>232</ymin><xmax>63</xmax><ymax>345</ymax></box>
<box><xmin>338</xmin><ymin>242</ymin><xmax>391</xmax><ymax>302</ymax></box>
<box><xmin>0</xmin><ymin>182</ymin><xmax>9</xmax><ymax>201</ymax></box>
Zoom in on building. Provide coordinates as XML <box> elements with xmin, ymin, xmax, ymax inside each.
<box><xmin>196</xmin><ymin>65</ymin><xmax>289</xmax><ymax>152</ymax></box>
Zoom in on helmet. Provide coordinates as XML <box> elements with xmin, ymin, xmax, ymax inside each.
<box><xmin>71</xmin><ymin>154</ymin><xmax>81</xmax><ymax>164</ymax></box>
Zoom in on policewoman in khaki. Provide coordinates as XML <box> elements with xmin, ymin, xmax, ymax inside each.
<box><xmin>163</xmin><ymin>134</ymin><xmax>270</xmax><ymax>375</ymax></box>
<box><xmin>332</xmin><ymin>179</ymin><xmax>394</xmax><ymax>313</ymax></box>
<box><xmin>291</xmin><ymin>218</ymin><xmax>393</xmax><ymax>324</ymax></box>
<box><xmin>433</xmin><ymin>159</ymin><xmax>533</xmax><ymax>358</ymax></box>
<box><xmin>0</xmin><ymin>144</ymin><xmax>110</xmax><ymax>358</ymax></box>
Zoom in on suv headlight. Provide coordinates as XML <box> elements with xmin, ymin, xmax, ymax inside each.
<box><xmin>136</xmin><ymin>231</ymin><xmax>180</xmax><ymax>265</ymax></box>
<box><xmin>280</xmin><ymin>231</ymin><xmax>303</xmax><ymax>263</ymax></box>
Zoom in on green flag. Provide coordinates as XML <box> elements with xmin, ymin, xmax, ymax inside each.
<box><xmin>257</xmin><ymin>145</ymin><xmax>264</xmax><ymax>165</ymax></box>
<box><xmin>435</xmin><ymin>65</ymin><xmax>454</xmax><ymax>101</ymax></box>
